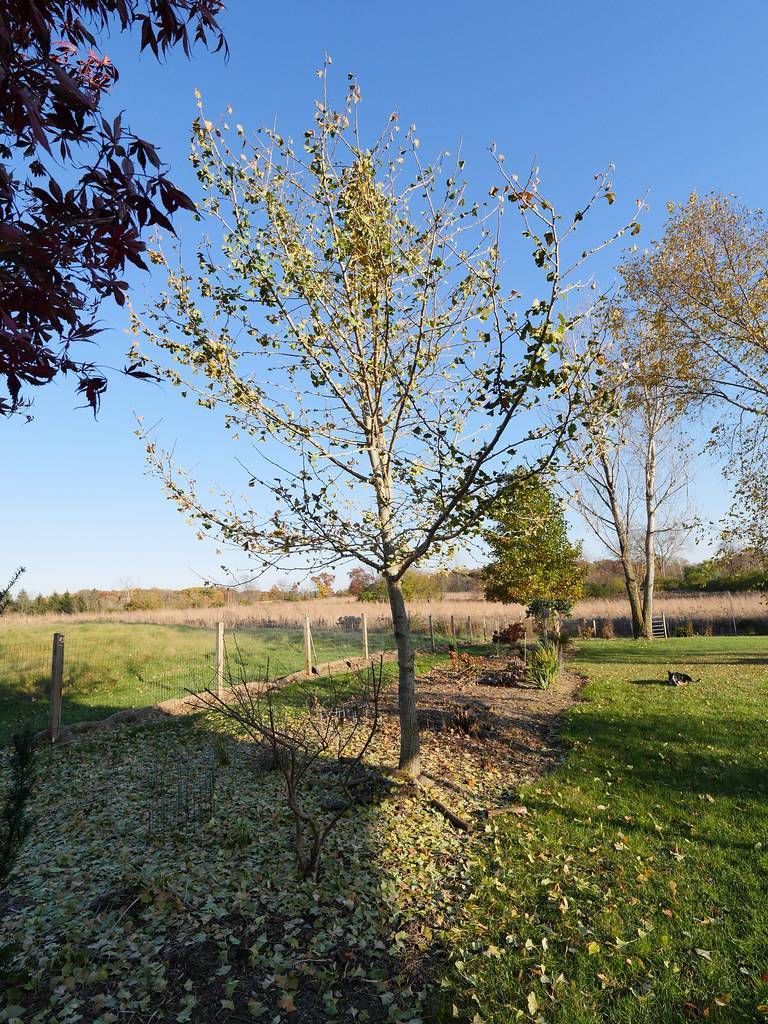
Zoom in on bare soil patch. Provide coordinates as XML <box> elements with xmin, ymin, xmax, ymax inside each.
<box><xmin>374</xmin><ymin>653</ymin><xmax>584</xmax><ymax>814</ymax></box>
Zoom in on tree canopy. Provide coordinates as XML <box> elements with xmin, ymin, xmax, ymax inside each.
<box><xmin>620</xmin><ymin>193</ymin><xmax>768</xmax><ymax>417</ymax></box>
<box><xmin>619</xmin><ymin>193</ymin><xmax>768</xmax><ymax>563</ymax></box>
<box><xmin>133</xmin><ymin>69</ymin><xmax>638</xmax><ymax>773</ymax></box>
<box><xmin>0</xmin><ymin>0</ymin><xmax>226</xmax><ymax>416</ymax></box>
<box><xmin>483</xmin><ymin>475</ymin><xmax>585</xmax><ymax>610</ymax></box>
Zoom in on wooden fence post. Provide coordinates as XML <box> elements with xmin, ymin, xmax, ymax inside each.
<box><xmin>49</xmin><ymin>632</ymin><xmax>64</xmax><ymax>743</ymax></box>
<box><xmin>450</xmin><ymin>614</ymin><xmax>455</xmax><ymax>639</ymax></box>
<box><xmin>215</xmin><ymin>621</ymin><xmax>224</xmax><ymax>698</ymax></box>
<box><xmin>362</xmin><ymin>612</ymin><xmax>369</xmax><ymax>661</ymax></box>
<box><xmin>304</xmin><ymin>615</ymin><xmax>312</xmax><ymax>677</ymax></box>
<box><xmin>467</xmin><ymin>615</ymin><xmax>473</xmax><ymax>640</ymax></box>
<box><xmin>428</xmin><ymin>614</ymin><xmax>436</xmax><ymax>653</ymax></box>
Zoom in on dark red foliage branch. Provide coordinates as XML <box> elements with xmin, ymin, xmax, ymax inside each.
<box><xmin>0</xmin><ymin>1</ymin><xmax>227</xmax><ymax>416</ymax></box>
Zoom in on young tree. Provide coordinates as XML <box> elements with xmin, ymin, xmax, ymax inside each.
<box><xmin>0</xmin><ymin>0</ymin><xmax>226</xmax><ymax>416</ymax></box>
<box><xmin>198</xmin><ymin>665</ymin><xmax>384</xmax><ymax>881</ymax></box>
<box><xmin>482</xmin><ymin>475</ymin><xmax>585</xmax><ymax>623</ymax></box>
<box><xmin>0</xmin><ymin>567</ymin><xmax>25</xmax><ymax>615</ymax></box>
<box><xmin>310</xmin><ymin>572</ymin><xmax>336</xmax><ymax>598</ymax></box>
<box><xmin>134</xmin><ymin>70</ymin><xmax>639</xmax><ymax>776</ymax></box>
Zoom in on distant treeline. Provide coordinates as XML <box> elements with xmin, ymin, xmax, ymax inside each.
<box><xmin>584</xmin><ymin>554</ymin><xmax>766</xmax><ymax>598</ymax></box>
<box><xmin>4</xmin><ymin>553</ymin><xmax>765</xmax><ymax>616</ymax></box>
<box><xmin>6</xmin><ymin>585</ymin><xmax>297</xmax><ymax>616</ymax></box>
<box><xmin>3</xmin><ymin>566</ymin><xmax>486</xmax><ymax>616</ymax></box>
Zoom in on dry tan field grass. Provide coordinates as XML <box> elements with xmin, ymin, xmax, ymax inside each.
<box><xmin>2</xmin><ymin>590</ymin><xmax>765</xmax><ymax>632</ymax></box>
<box><xmin>578</xmin><ymin>591</ymin><xmax>765</xmax><ymax>622</ymax></box>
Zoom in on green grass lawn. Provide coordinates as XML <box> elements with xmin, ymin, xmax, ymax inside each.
<box><xmin>0</xmin><ymin>620</ymin><xmax>405</xmax><ymax>745</ymax></box>
<box><xmin>441</xmin><ymin>636</ymin><xmax>768</xmax><ymax>1023</ymax></box>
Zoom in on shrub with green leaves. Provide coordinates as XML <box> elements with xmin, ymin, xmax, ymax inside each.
<box><xmin>527</xmin><ymin>640</ymin><xmax>559</xmax><ymax>690</ymax></box>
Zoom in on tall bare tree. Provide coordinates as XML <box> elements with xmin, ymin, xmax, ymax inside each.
<box><xmin>628</xmin><ymin>524</ymin><xmax>690</xmax><ymax>578</ymax></box>
<box><xmin>133</xmin><ymin>69</ymin><xmax>639</xmax><ymax>774</ymax></box>
<box><xmin>620</xmin><ymin>193</ymin><xmax>768</xmax><ymax>560</ymax></box>
<box><xmin>565</xmin><ymin>314</ymin><xmax>696</xmax><ymax>638</ymax></box>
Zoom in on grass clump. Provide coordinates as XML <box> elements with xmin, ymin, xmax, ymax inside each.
<box><xmin>527</xmin><ymin>639</ymin><xmax>559</xmax><ymax>689</ymax></box>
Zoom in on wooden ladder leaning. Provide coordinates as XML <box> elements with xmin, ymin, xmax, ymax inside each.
<box><xmin>651</xmin><ymin>614</ymin><xmax>668</xmax><ymax>639</ymax></box>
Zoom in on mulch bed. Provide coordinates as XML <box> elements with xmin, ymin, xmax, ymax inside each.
<box><xmin>375</xmin><ymin>652</ymin><xmax>585</xmax><ymax>812</ymax></box>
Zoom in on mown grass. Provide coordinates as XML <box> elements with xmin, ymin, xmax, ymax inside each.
<box><xmin>442</xmin><ymin>637</ymin><xmax>768</xmax><ymax>1023</ymax></box>
<box><xmin>0</xmin><ymin>620</ymin><xmax>407</xmax><ymax>745</ymax></box>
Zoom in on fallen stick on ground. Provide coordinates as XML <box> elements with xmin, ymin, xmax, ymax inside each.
<box><xmin>485</xmin><ymin>804</ymin><xmax>528</xmax><ymax>818</ymax></box>
<box><xmin>425</xmin><ymin>793</ymin><xmax>474</xmax><ymax>833</ymax></box>
<box><xmin>416</xmin><ymin>774</ymin><xmax>474</xmax><ymax>832</ymax></box>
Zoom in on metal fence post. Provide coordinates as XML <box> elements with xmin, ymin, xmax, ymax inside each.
<box><xmin>727</xmin><ymin>591</ymin><xmax>737</xmax><ymax>635</ymax></box>
<box><xmin>304</xmin><ymin>615</ymin><xmax>312</xmax><ymax>677</ymax></box>
<box><xmin>49</xmin><ymin>632</ymin><xmax>64</xmax><ymax>743</ymax></box>
<box><xmin>215</xmin><ymin>621</ymin><xmax>224</xmax><ymax>698</ymax></box>
<box><xmin>362</xmin><ymin>612</ymin><xmax>369</xmax><ymax>661</ymax></box>
<box><xmin>450</xmin><ymin>614</ymin><xmax>455</xmax><ymax>639</ymax></box>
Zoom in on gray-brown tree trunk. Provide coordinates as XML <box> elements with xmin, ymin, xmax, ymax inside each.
<box><xmin>600</xmin><ymin>453</ymin><xmax>645</xmax><ymax>639</ymax></box>
<box><xmin>620</xmin><ymin>556</ymin><xmax>645</xmax><ymax>639</ymax></box>
<box><xmin>386</xmin><ymin>576</ymin><xmax>421</xmax><ymax>778</ymax></box>
<box><xmin>367</xmin><ymin>416</ymin><xmax>421</xmax><ymax>779</ymax></box>
<box><xmin>640</xmin><ymin>435</ymin><xmax>657</xmax><ymax>640</ymax></box>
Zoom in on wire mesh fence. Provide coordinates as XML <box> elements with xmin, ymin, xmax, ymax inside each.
<box><xmin>0</xmin><ymin>610</ymin><xmax>511</xmax><ymax>744</ymax></box>
<box><xmin>0</xmin><ymin>633</ymin><xmax>218</xmax><ymax>743</ymax></box>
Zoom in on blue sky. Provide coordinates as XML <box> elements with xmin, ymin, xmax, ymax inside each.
<box><xmin>4</xmin><ymin>0</ymin><xmax>766</xmax><ymax>596</ymax></box>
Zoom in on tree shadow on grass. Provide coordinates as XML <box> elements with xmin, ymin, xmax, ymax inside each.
<box><xmin>0</xmin><ymin>678</ymin><xmax>74</xmax><ymax>746</ymax></box>
<box><xmin>0</xmin><ymin>680</ymin><xmax>190</xmax><ymax>747</ymax></box>
<box><xmin>564</xmin><ymin>705</ymin><xmax>768</xmax><ymax>802</ymax></box>
<box><xmin>631</xmin><ymin>677</ymin><xmax>678</xmax><ymax>686</ymax></box>
<box><xmin>523</xmin><ymin>792</ymin><xmax>766</xmax><ymax>855</ymax></box>
<box><xmin>576</xmin><ymin>644</ymin><xmax>768</xmax><ymax>667</ymax></box>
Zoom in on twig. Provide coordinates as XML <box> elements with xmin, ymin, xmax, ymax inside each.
<box><xmin>485</xmin><ymin>804</ymin><xmax>529</xmax><ymax>818</ymax></box>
